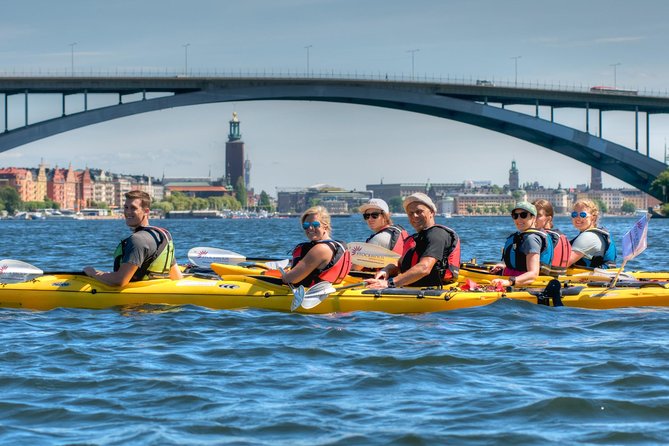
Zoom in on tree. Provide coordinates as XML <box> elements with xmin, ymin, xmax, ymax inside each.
<box><xmin>621</xmin><ymin>201</ymin><xmax>636</xmax><ymax>214</ymax></box>
<box><xmin>235</xmin><ymin>177</ymin><xmax>247</xmax><ymax>208</ymax></box>
<box><xmin>0</xmin><ymin>187</ymin><xmax>21</xmax><ymax>214</ymax></box>
<box><xmin>388</xmin><ymin>196</ymin><xmax>403</xmax><ymax>213</ymax></box>
<box><xmin>259</xmin><ymin>190</ymin><xmax>272</xmax><ymax>211</ymax></box>
<box><xmin>651</xmin><ymin>168</ymin><xmax>669</xmax><ymax>203</ymax></box>
<box><xmin>594</xmin><ymin>198</ymin><xmax>608</xmax><ymax>213</ymax></box>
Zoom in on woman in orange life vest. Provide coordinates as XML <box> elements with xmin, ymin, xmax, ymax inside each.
<box><xmin>280</xmin><ymin>206</ymin><xmax>351</xmax><ymax>287</ymax></box>
<box><xmin>491</xmin><ymin>201</ymin><xmax>546</xmax><ymax>288</ymax></box>
<box><xmin>359</xmin><ymin>198</ymin><xmax>408</xmax><ymax>255</ymax></box>
<box><xmin>366</xmin><ymin>193</ymin><xmax>460</xmax><ymax>289</ymax></box>
<box><xmin>532</xmin><ymin>199</ymin><xmax>572</xmax><ymax>276</ymax></box>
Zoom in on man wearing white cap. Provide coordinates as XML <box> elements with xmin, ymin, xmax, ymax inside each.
<box><xmin>366</xmin><ymin>192</ymin><xmax>460</xmax><ymax>288</ymax></box>
<box><xmin>358</xmin><ymin>198</ymin><xmax>408</xmax><ymax>255</ymax></box>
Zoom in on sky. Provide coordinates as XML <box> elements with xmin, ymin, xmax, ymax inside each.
<box><xmin>1</xmin><ymin>0</ymin><xmax>668</xmax><ymax>197</ymax></box>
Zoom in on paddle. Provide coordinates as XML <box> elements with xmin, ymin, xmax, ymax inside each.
<box><xmin>347</xmin><ymin>242</ymin><xmax>400</xmax><ymax>269</ymax></box>
<box><xmin>279</xmin><ymin>267</ymin><xmax>305</xmax><ymax>311</ymax></box>
<box><xmin>301</xmin><ymin>281</ymin><xmax>367</xmax><ymax>309</ymax></box>
<box><xmin>0</xmin><ymin>259</ymin><xmax>84</xmax><ymax>284</ymax></box>
<box><xmin>187</xmin><ymin>246</ymin><xmax>290</xmax><ymax>270</ymax></box>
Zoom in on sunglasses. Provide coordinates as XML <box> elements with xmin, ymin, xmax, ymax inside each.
<box><xmin>302</xmin><ymin>221</ymin><xmax>322</xmax><ymax>230</ymax></box>
<box><xmin>511</xmin><ymin>211</ymin><xmax>530</xmax><ymax>220</ymax></box>
<box><xmin>571</xmin><ymin>211</ymin><xmax>589</xmax><ymax>218</ymax></box>
<box><xmin>363</xmin><ymin>212</ymin><xmax>382</xmax><ymax>220</ymax></box>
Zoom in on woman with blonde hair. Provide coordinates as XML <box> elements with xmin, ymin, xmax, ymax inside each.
<box><xmin>568</xmin><ymin>199</ymin><xmax>616</xmax><ymax>268</ymax></box>
<box><xmin>280</xmin><ymin>206</ymin><xmax>351</xmax><ymax>287</ymax></box>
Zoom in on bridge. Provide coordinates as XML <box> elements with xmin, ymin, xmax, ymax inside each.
<box><xmin>1</xmin><ymin>74</ymin><xmax>668</xmax><ymax>199</ymax></box>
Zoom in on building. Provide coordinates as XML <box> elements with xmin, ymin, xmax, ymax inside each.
<box><xmin>0</xmin><ymin>168</ymin><xmax>35</xmax><ymax>201</ymax></box>
<box><xmin>225</xmin><ymin>112</ymin><xmax>245</xmax><ymax>190</ymax></box>
<box><xmin>277</xmin><ymin>184</ymin><xmax>372</xmax><ymax>214</ymax></box>
<box><xmin>508</xmin><ymin>160</ymin><xmax>519</xmax><ymax>190</ymax></box>
<box><xmin>591</xmin><ymin>167</ymin><xmax>603</xmax><ymax>190</ymax></box>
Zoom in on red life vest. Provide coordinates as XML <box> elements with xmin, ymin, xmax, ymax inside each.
<box><xmin>366</xmin><ymin>224</ymin><xmax>410</xmax><ymax>255</ymax></box>
<box><xmin>543</xmin><ymin>228</ymin><xmax>571</xmax><ymax>276</ymax></box>
<box><xmin>400</xmin><ymin>225</ymin><xmax>461</xmax><ymax>286</ymax></box>
<box><xmin>291</xmin><ymin>239</ymin><xmax>352</xmax><ymax>287</ymax></box>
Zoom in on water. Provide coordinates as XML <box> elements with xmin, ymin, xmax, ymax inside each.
<box><xmin>1</xmin><ymin>216</ymin><xmax>668</xmax><ymax>445</ymax></box>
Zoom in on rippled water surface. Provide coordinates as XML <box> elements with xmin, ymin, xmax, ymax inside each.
<box><xmin>1</xmin><ymin>216</ymin><xmax>668</xmax><ymax>445</ymax></box>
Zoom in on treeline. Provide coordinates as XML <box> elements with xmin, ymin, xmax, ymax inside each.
<box><xmin>0</xmin><ymin>186</ymin><xmax>61</xmax><ymax>213</ymax></box>
<box><xmin>151</xmin><ymin>191</ymin><xmax>274</xmax><ymax>213</ymax></box>
<box><xmin>0</xmin><ymin>187</ymin><xmax>275</xmax><ymax>214</ymax></box>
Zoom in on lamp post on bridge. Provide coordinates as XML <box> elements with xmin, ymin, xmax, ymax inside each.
<box><xmin>407</xmin><ymin>49</ymin><xmax>419</xmax><ymax>79</ymax></box>
<box><xmin>69</xmin><ymin>42</ymin><xmax>77</xmax><ymax>76</ymax></box>
<box><xmin>304</xmin><ymin>45</ymin><xmax>312</xmax><ymax>76</ymax></box>
<box><xmin>610</xmin><ymin>62</ymin><xmax>621</xmax><ymax>88</ymax></box>
<box><xmin>511</xmin><ymin>55</ymin><xmax>521</xmax><ymax>86</ymax></box>
<box><xmin>183</xmin><ymin>43</ymin><xmax>191</xmax><ymax>76</ymax></box>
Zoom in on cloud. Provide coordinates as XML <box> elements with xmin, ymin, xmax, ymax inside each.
<box><xmin>594</xmin><ymin>36</ymin><xmax>645</xmax><ymax>44</ymax></box>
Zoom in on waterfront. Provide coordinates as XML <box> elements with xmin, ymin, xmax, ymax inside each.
<box><xmin>0</xmin><ymin>216</ymin><xmax>668</xmax><ymax>444</ymax></box>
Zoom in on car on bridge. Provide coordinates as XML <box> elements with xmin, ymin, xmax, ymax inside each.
<box><xmin>590</xmin><ymin>86</ymin><xmax>638</xmax><ymax>95</ymax></box>
<box><xmin>476</xmin><ymin>80</ymin><xmax>495</xmax><ymax>86</ymax></box>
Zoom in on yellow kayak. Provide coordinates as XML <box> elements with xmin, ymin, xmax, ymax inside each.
<box><xmin>0</xmin><ymin>273</ymin><xmax>499</xmax><ymax>313</ymax></box>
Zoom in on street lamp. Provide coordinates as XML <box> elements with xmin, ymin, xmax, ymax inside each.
<box><xmin>183</xmin><ymin>43</ymin><xmax>191</xmax><ymax>75</ymax></box>
<box><xmin>610</xmin><ymin>62</ymin><xmax>621</xmax><ymax>88</ymax></box>
<box><xmin>407</xmin><ymin>49</ymin><xmax>420</xmax><ymax>79</ymax></box>
<box><xmin>69</xmin><ymin>42</ymin><xmax>77</xmax><ymax>76</ymax></box>
<box><xmin>304</xmin><ymin>45</ymin><xmax>312</xmax><ymax>75</ymax></box>
<box><xmin>511</xmin><ymin>55</ymin><xmax>522</xmax><ymax>86</ymax></box>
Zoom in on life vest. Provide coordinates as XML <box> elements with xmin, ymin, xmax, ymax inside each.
<box><xmin>113</xmin><ymin>226</ymin><xmax>175</xmax><ymax>282</ymax></box>
<box><xmin>291</xmin><ymin>239</ymin><xmax>352</xmax><ymax>287</ymax></box>
<box><xmin>570</xmin><ymin>227</ymin><xmax>617</xmax><ymax>268</ymax></box>
<box><xmin>543</xmin><ymin>228</ymin><xmax>572</xmax><ymax>276</ymax></box>
<box><xmin>365</xmin><ymin>224</ymin><xmax>410</xmax><ymax>255</ymax></box>
<box><xmin>502</xmin><ymin>229</ymin><xmax>553</xmax><ymax>274</ymax></box>
<box><xmin>399</xmin><ymin>225</ymin><xmax>461</xmax><ymax>287</ymax></box>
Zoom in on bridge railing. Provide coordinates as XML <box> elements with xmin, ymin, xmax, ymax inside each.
<box><xmin>0</xmin><ymin>69</ymin><xmax>667</xmax><ymax>97</ymax></box>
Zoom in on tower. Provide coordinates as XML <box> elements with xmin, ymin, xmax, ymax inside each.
<box><xmin>590</xmin><ymin>167</ymin><xmax>602</xmax><ymax>191</ymax></box>
<box><xmin>244</xmin><ymin>158</ymin><xmax>252</xmax><ymax>191</ymax></box>
<box><xmin>508</xmin><ymin>160</ymin><xmax>519</xmax><ymax>190</ymax></box>
<box><xmin>225</xmin><ymin>112</ymin><xmax>245</xmax><ymax>190</ymax></box>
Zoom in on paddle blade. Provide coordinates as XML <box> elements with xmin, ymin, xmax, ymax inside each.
<box><xmin>0</xmin><ymin>259</ymin><xmax>44</xmax><ymax>283</ymax></box>
<box><xmin>290</xmin><ymin>286</ymin><xmax>305</xmax><ymax>312</ymax></box>
<box><xmin>264</xmin><ymin>259</ymin><xmax>291</xmax><ymax>270</ymax></box>
<box><xmin>188</xmin><ymin>247</ymin><xmax>246</xmax><ymax>268</ymax></box>
<box><xmin>301</xmin><ymin>281</ymin><xmax>337</xmax><ymax>309</ymax></box>
<box><xmin>347</xmin><ymin>242</ymin><xmax>400</xmax><ymax>268</ymax></box>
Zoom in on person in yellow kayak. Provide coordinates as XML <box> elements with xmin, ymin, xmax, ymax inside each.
<box><xmin>366</xmin><ymin>193</ymin><xmax>460</xmax><ymax>289</ymax></box>
<box><xmin>83</xmin><ymin>190</ymin><xmax>183</xmax><ymax>286</ymax></box>
<box><xmin>280</xmin><ymin>206</ymin><xmax>351</xmax><ymax>287</ymax></box>
<box><xmin>359</xmin><ymin>198</ymin><xmax>408</xmax><ymax>255</ymax></box>
<box><xmin>532</xmin><ymin>199</ymin><xmax>572</xmax><ymax>276</ymax></box>
<box><xmin>491</xmin><ymin>201</ymin><xmax>552</xmax><ymax>288</ymax></box>
<box><xmin>567</xmin><ymin>199</ymin><xmax>617</xmax><ymax>268</ymax></box>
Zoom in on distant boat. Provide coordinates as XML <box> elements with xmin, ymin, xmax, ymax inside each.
<box><xmin>442</xmin><ymin>213</ymin><xmax>452</xmax><ymax>218</ymax></box>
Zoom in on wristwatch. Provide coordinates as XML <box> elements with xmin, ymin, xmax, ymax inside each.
<box><xmin>387</xmin><ymin>277</ymin><xmax>396</xmax><ymax>288</ymax></box>
<box><xmin>508</xmin><ymin>276</ymin><xmax>516</xmax><ymax>286</ymax></box>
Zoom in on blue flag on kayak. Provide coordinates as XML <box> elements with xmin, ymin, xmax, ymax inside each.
<box><xmin>622</xmin><ymin>213</ymin><xmax>650</xmax><ymax>261</ymax></box>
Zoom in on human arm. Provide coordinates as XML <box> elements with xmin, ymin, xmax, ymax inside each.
<box><xmin>281</xmin><ymin>243</ymin><xmax>331</xmax><ymax>285</ymax></box>
<box><xmin>567</xmin><ymin>232</ymin><xmax>600</xmax><ymax>267</ymax></box>
<box><xmin>491</xmin><ymin>253</ymin><xmax>539</xmax><ymax>287</ymax></box>
<box><xmin>169</xmin><ymin>262</ymin><xmax>183</xmax><ymax>280</ymax></box>
<box><xmin>83</xmin><ymin>263</ymin><xmax>138</xmax><ymax>287</ymax></box>
<box><xmin>366</xmin><ymin>256</ymin><xmax>437</xmax><ymax>289</ymax></box>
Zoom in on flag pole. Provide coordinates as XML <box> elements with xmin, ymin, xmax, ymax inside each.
<box><xmin>608</xmin><ymin>259</ymin><xmax>628</xmax><ymax>289</ymax></box>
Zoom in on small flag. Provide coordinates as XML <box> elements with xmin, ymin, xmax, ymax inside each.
<box><xmin>622</xmin><ymin>213</ymin><xmax>650</xmax><ymax>261</ymax></box>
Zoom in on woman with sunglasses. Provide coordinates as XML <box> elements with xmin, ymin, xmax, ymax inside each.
<box><xmin>568</xmin><ymin>199</ymin><xmax>617</xmax><ymax>268</ymax></box>
<box><xmin>359</xmin><ymin>198</ymin><xmax>409</xmax><ymax>255</ymax></box>
<box><xmin>491</xmin><ymin>201</ymin><xmax>553</xmax><ymax>288</ymax></box>
<box><xmin>280</xmin><ymin>206</ymin><xmax>351</xmax><ymax>287</ymax></box>
<box><xmin>532</xmin><ymin>199</ymin><xmax>572</xmax><ymax>276</ymax></box>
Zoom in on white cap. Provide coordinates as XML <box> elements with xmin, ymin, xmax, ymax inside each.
<box><xmin>403</xmin><ymin>193</ymin><xmax>437</xmax><ymax>213</ymax></box>
<box><xmin>359</xmin><ymin>198</ymin><xmax>390</xmax><ymax>214</ymax></box>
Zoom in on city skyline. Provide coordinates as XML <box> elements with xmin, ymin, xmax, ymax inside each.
<box><xmin>1</xmin><ymin>0</ymin><xmax>668</xmax><ymax>196</ymax></box>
